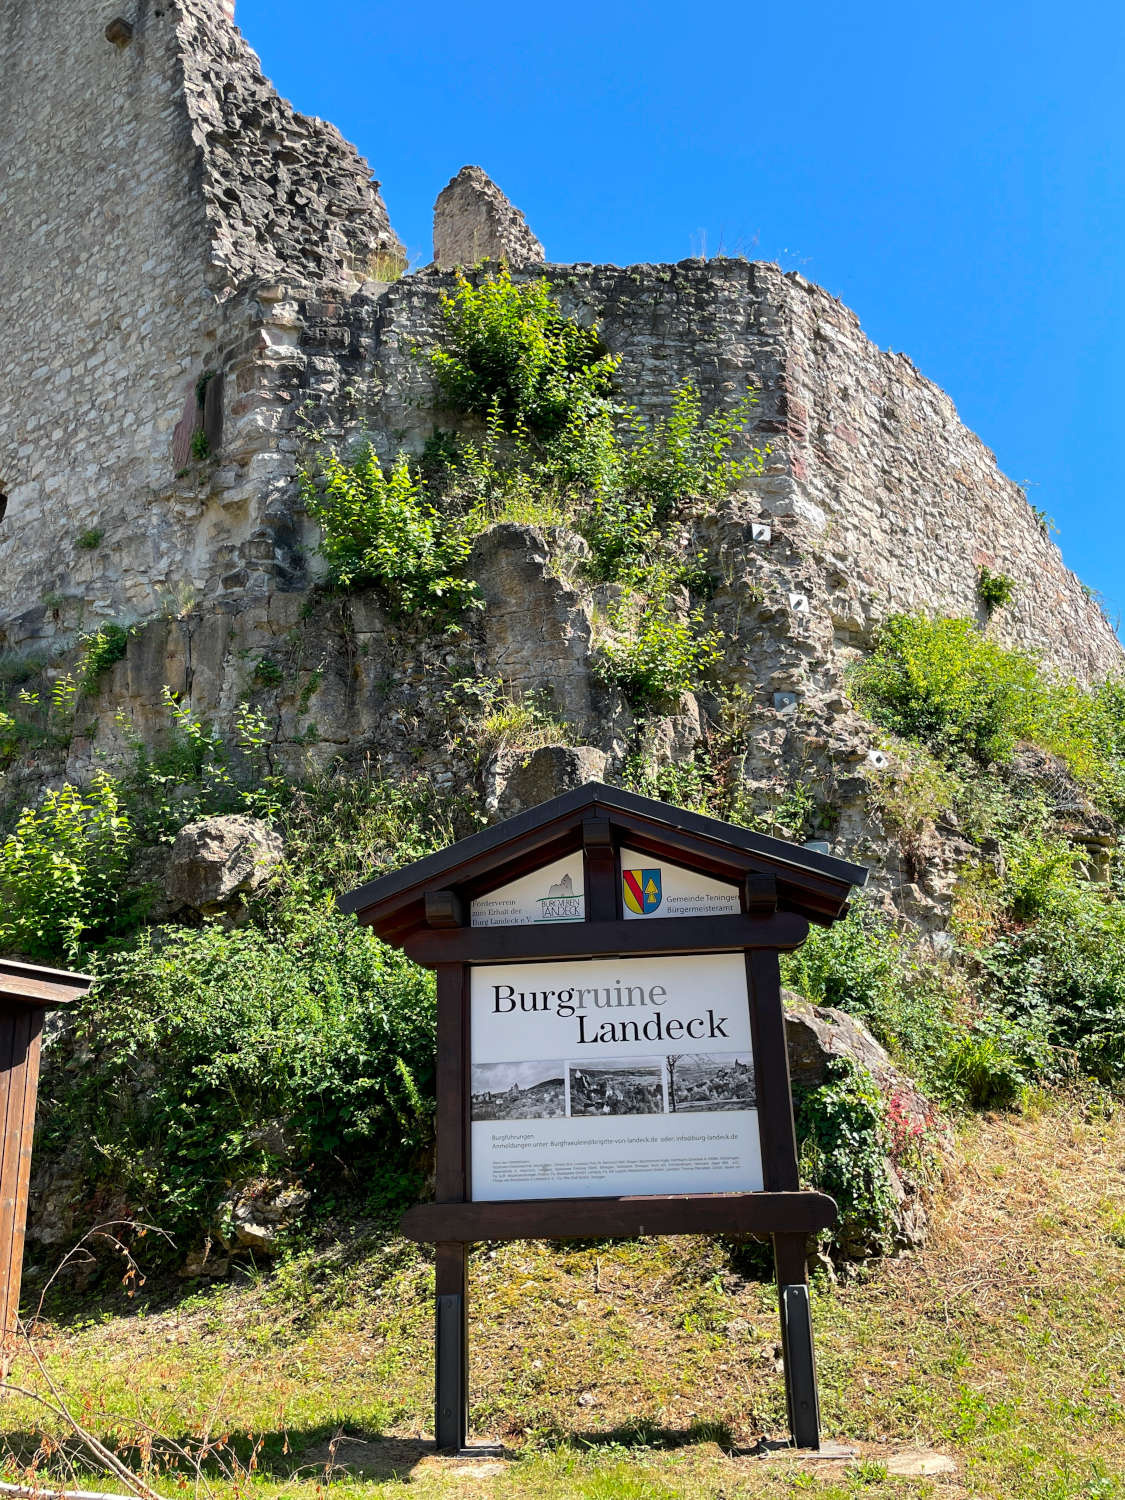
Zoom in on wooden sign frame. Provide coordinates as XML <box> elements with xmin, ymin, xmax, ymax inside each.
<box><xmin>342</xmin><ymin>783</ymin><xmax>868</xmax><ymax>1453</ymax></box>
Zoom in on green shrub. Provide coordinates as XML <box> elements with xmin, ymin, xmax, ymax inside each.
<box><xmin>302</xmin><ymin>446</ymin><xmax>481</xmax><ymax>616</ymax></box>
<box><xmin>1000</xmin><ymin>834</ymin><xmax>1082</xmax><ymax>922</ymax></box>
<box><xmin>795</xmin><ymin>1058</ymin><xmax>897</xmax><ymax>1255</ymax></box>
<box><xmin>977</xmin><ymin>883</ymin><xmax>1125</xmax><ymax>1083</ymax></box>
<box><xmin>595</xmin><ymin>590</ymin><xmax>722</xmax><ymax>708</ymax></box>
<box><xmin>852</xmin><ymin>614</ymin><xmax>1046</xmax><ymax>764</ymax></box>
<box><xmin>278</xmin><ymin>770</ymin><xmax>479</xmax><ymax>901</ymax></box>
<box><xmin>938</xmin><ymin>1024</ymin><xmax>1032</xmax><ymax>1109</ymax></box>
<box><xmin>853</xmin><ymin>614</ymin><xmax>1125</xmax><ymax>816</ymax></box>
<box><xmin>76</xmin><ymin>622</ymin><xmax>131</xmax><ymax>688</ymax></box>
<box><xmin>781</xmin><ymin>900</ymin><xmax>964</xmax><ymax>1094</ymax></box>
<box><xmin>76</xmin><ymin>528</ymin><xmax>104</xmax><ymax>551</ymax></box>
<box><xmin>977</xmin><ymin>566</ymin><xmax>1017</xmax><ymax>609</ymax></box>
<box><xmin>429</xmin><ymin>268</ymin><xmax>618</xmax><ymax>438</ymax></box>
<box><xmin>0</xmin><ymin>710</ymin><xmax>21</xmax><ymax>764</ymax></box>
<box><xmin>42</xmin><ymin>893</ymin><xmax>436</xmax><ymax>1245</ymax></box>
<box><xmin>619</xmin><ymin>380</ymin><xmax>762</xmax><ymax>518</ymax></box>
<box><xmin>578</xmin><ymin>383</ymin><xmax>761</xmax><ymax>583</ymax></box>
<box><xmin>782</xmin><ymin>900</ymin><xmax>904</xmax><ymax>1029</ymax></box>
<box><xmin>0</xmin><ymin>773</ymin><xmax>134</xmax><ymax>961</ymax></box>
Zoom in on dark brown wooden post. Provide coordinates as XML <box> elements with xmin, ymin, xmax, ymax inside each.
<box><xmin>0</xmin><ymin>960</ymin><xmax>92</xmax><ymax>1377</ymax></box>
<box><xmin>582</xmin><ymin>816</ymin><xmax>618</xmax><ymax>922</ymax></box>
<box><xmin>748</xmin><ymin>945</ymin><xmax>821</xmax><ymax>1450</ymax></box>
<box><xmin>433</xmin><ymin>957</ymin><xmax>469</xmax><ymax>1452</ymax></box>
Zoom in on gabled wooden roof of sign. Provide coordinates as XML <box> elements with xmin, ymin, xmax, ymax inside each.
<box><xmin>340</xmin><ymin>781</ymin><xmax>869</xmax><ymax>942</ymax></box>
<box><xmin>0</xmin><ymin>958</ymin><xmax>94</xmax><ymax>1009</ymax></box>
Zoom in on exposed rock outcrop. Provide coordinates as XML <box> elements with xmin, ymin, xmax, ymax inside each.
<box><xmin>433</xmin><ymin>165</ymin><xmax>544</xmax><ymax>268</ymax></box>
<box><xmin>165</xmin><ymin>815</ymin><xmax>284</xmax><ymax>914</ymax></box>
<box><xmin>485</xmin><ymin>744</ymin><xmax>610</xmax><ymax>818</ymax></box>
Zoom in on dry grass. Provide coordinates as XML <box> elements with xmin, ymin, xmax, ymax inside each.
<box><xmin>1</xmin><ymin>1094</ymin><xmax>1123</xmax><ymax>1499</ymax></box>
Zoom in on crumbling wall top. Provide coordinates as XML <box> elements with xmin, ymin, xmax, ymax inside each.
<box><xmin>177</xmin><ymin>0</ymin><xmax>404</xmax><ymax>292</ymax></box>
<box><xmin>433</xmin><ymin>165</ymin><xmax>544</xmax><ymax>269</ymax></box>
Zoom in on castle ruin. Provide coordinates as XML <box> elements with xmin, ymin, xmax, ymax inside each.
<box><xmin>1</xmin><ymin>0</ymin><xmax>1121</xmax><ymax>919</ymax></box>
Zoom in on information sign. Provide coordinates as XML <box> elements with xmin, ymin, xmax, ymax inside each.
<box><xmin>341</xmin><ymin>782</ymin><xmax>869</xmax><ymax>1457</ymax></box>
<box><xmin>469</xmin><ymin>952</ymin><xmax>761</xmax><ymax>1201</ymax></box>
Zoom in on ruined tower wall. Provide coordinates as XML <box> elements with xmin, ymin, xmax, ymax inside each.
<box><xmin>0</xmin><ymin>0</ymin><xmax>219</xmax><ymax>636</ymax></box>
<box><xmin>1</xmin><ymin>3</ymin><xmax>1119</xmax><ymax>688</ymax></box>
<box><xmin>0</xmin><ymin>0</ymin><xmax>400</xmax><ymax>647</ymax></box>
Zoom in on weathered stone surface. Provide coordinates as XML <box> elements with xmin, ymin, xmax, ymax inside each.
<box><xmin>125</xmin><ymin>844</ymin><xmax>181</xmax><ymax>922</ymax></box>
<box><xmin>786</xmin><ymin>992</ymin><xmax>934</xmax><ymax>1130</ymax></box>
<box><xmin>433</xmin><ymin>165</ymin><xmax>544</xmax><ymax>268</ymax></box>
<box><xmin>216</xmin><ymin>1178</ymin><xmax>310</xmax><ymax>1253</ymax></box>
<box><xmin>180</xmin><ymin>1244</ymin><xmax>231</xmax><ymax>1279</ymax></box>
<box><xmin>468</xmin><ymin>524</ymin><xmax>621</xmax><ymax>740</ymax></box>
<box><xmin>486</xmin><ymin>744</ymin><xmax>610</xmax><ymax>819</ymax></box>
<box><xmin>1008</xmin><ymin>743</ymin><xmax>1116</xmax><ymax>878</ymax></box>
<box><xmin>0</xmin><ymin>0</ymin><xmax>401</xmax><ymax>636</ymax></box>
<box><xmin>165</xmin><ymin>814</ymin><xmax>284</xmax><ymax>913</ymax></box>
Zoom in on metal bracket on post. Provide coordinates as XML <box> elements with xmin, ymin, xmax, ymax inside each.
<box><xmin>435</xmin><ymin>1291</ymin><xmax>468</xmax><ymax>1452</ymax></box>
<box><xmin>779</xmin><ymin>1282</ymin><xmax>821</xmax><ymax>1450</ymax></box>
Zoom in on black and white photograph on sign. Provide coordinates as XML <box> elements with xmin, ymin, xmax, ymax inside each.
<box><xmin>469</xmin><ymin>953</ymin><xmax>764</xmax><ymax>1201</ymax></box>
<box><xmin>667</xmin><ymin>1052</ymin><xmax>756</xmax><ymax>1113</ymax></box>
<box><xmin>569</xmin><ymin>1058</ymin><xmax>665</xmax><ymax>1116</ymax></box>
<box><xmin>470</xmin><ymin>1060</ymin><xmax>567</xmax><ymax>1121</ymax></box>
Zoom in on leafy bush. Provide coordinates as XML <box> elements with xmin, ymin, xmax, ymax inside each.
<box><xmin>938</xmin><ymin>1024</ymin><xmax>1033</xmax><ymax>1109</ymax></box>
<box><xmin>43</xmin><ymin>894</ymin><xmax>436</xmax><ymax>1244</ymax></box>
<box><xmin>782</xmin><ymin>900</ymin><xmax>905</xmax><ymax>1030</ymax></box>
<box><xmin>978</xmin><ymin>566</ymin><xmax>1017</xmax><ymax>609</ymax></box>
<box><xmin>853</xmin><ymin>613</ymin><xmax>1125</xmax><ymax>815</ymax></box>
<box><xmin>0</xmin><ymin>773</ymin><xmax>134</xmax><ymax>960</ymax></box>
<box><xmin>302</xmin><ymin>446</ymin><xmax>480</xmax><ymax>616</ymax></box>
<box><xmin>117</xmin><ymin>687</ymin><xmax>286</xmax><ymax>841</ymax></box>
<box><xmin>595</xmin><ymin>590</ymin><xmax>722</xmax><ymax>708</ymax></box>
<box><xmin>852</xmin><ymin>614</ymin><xmax>1046</xmax><ymax>764</ymax></box>
<box><xmin>278</xmin><ymin>769</ymin><xmax>479</xmax><ymax>902</ymax></box>
<box><xmin>0</xmin><ymin>710</ymin><xmax>21</xmax><ymax>764</ymax></box>
<box><xmin>429</xmin><ymin>268</ymin><xmax>618</xmax><ymax>437</ymax></box>
<box><xmin>76</xmin><ymin>622</ymin><xmax>131</xmax><ymax>688</ymax></box>
<box><xmin>795</xmin><ymin>1058</ymin><xmax>897</xmax><ymax>1256</ymax></box>
<box><xmin>781</xmin><ymin>900</ymin><xmax>968</xmax><ymax>1096</ymax></box>
<box><xmin>618</xmin><ymin>381</ymin><xmax>762</xmax><ymax>520</ymax></box>
<box><xmin>977</xmin><ymin>880</ymin><xmax>1125</xmax><ymax>1083</ymax></box>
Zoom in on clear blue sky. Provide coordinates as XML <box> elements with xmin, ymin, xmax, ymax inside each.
<box><xmin>238</xmin><ymin>0</ymin><xmax>1124</xmax><ymax>627</ymax></box>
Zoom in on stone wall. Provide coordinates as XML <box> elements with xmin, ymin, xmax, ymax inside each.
<box><xmin>176</xmin><ymin>0</ymin><xmax>403</xmax><ymax>292</ymax></box>
<box><xmin>0</xmin><ymin>0</ymin><xmax>399</xmax><ymax>645</ymax></box>
<box><xmin>290</xmin><ymin>259</ymin><xmax>1123</xmax><ymax>684</ymax></box>
<box><xmin>0</xmin><ymin>0</ymin><xmax>218</xmax><ymax>636</ymax></box>
<box><xmin>1</xmin><ymin>2</ymin><xmax>1118</xmax><ymax>690</ymax></box>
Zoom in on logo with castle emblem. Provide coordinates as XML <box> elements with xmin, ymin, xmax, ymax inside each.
<box><xmin>535</xmin><ymin>872</ymin><xmax>583</xmax><ymax>923</ymax></box>
<box><xmin>622</xmin><ymin>868</ymin><xmax>662</xmax><ymax>916</ymax></box>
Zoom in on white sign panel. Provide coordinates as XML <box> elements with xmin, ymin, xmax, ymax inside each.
<box><xmin>470</xmin><ymin>953</ymin><xmax>762</xmax><ymax>1201</ymax></box>
<box><xmin>619</xmin><ymin>847</ymin><xmax>741</xmax><ymax>921</ymax></box>
<box><xmin>470</xmin><ymin>853</ymin><xmax>584</xmax><ymax>928</ymax></box>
